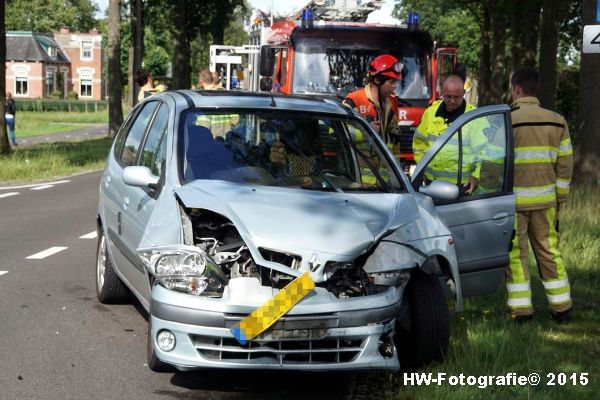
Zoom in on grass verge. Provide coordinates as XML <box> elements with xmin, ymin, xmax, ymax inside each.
<box><xmin>0</xmin><ymin>137</ymin><xmax>113</xmax><ymax>183</ymax></box>
<box><xmin>13</xmin><ymin>110</ymin><xmax>108</xmax><ymax>138</ymax></box>
<box><xmin>389</xmin><ymin>184</ymin><xmax>600</xmax><ymax>399</ymax></box>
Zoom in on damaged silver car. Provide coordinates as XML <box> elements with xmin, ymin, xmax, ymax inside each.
<box><xmin>96</xmin><ymin>91</ymin><xmax>515</xmax><ymax>372</ymax></box>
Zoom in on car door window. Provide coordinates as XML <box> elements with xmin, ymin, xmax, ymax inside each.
<box><xmin>139</xmin><ymin>104</ymin><xmax>169</xmax><ymax>176</ymax></box>
<box><xmin>119</xmin><ymin>102</ymin><xmax>159</xmax><ymax>167</ymax></box>
<box><xmin>421</xmin><ymin>112</ymin><xmax>509</xmax><ymax>199</ymax></box>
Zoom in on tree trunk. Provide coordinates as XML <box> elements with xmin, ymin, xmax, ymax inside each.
<box><xmin>108</xmin><ymin>0</ymin><xmax>123</xmax><ymax>137</ymax></box>
<box><xmin>0</xmin><ymin>0</ymin><xmax>8</xmax><ymax>154</ymax></box>
<box><xmin>574</xmin><ymin>0</ymin><xmax>600</xmax><ymax>184</ymax></box>
<box><xmin>489</xmin><ymin>1</ymin><xmax>507</xmax><ymax>104</ymax></box>
<box><xmin>510</xmin><ymin>0</ymin><xmax>522</xmax><ymax>73</ymax></box>
<box><xmin>128</xmin><ymin>0</ymin><xmax>144</xmax><ymax>107</ymax></box>
<box><xmin>477</xmin><ymin>2</ymin><xmax>492</xmax><ymax>106</ymax></box>
<box><xmin>538</xmin><ymin>0</ymin><xmax>560</xmax><ymax>110</ymax></box>
<box><xmin>522</xmin><ymin>0</ymin><xmax>541</xmax><ymax>67</ymax></box>
<box><xmin>171</xmin><ymin>0</ymin><xmax>190</xmax><ymax>90</ymax></box>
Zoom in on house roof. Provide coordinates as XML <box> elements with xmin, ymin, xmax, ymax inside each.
<box><xmin>6</xmin><ymin>32</ymin><xmax>69</xmax><ymax>63</ymax></box>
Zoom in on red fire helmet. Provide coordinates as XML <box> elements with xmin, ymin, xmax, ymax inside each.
<box><xmin>368</xmin><ymin>54</ymin><xmax>402</xmax><ymax>80</ymax></box>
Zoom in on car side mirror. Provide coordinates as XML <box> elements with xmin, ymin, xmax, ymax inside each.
<box><xmin>259</xmin><ymin>45</ymin><xmax>275</xmax><ymax>77</ymax></box>
<box><xmin>259</xmin><ymin>77</ymin><xmax>273</xmax><ymax>92</ymax></box>
<box><xmin>418</xmin><ymin>180</ymin><xmax>459</xmax><ymax>201</ymax></box>
<box><xmin>122</xmin><ymin>166</ymin><xmax>159</xmax><ymax>189</ymax></box>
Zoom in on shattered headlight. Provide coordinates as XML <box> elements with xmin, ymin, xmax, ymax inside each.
<box><xmin>137</xmin><ymin>245</ymin><xmax>228</xmax><ymax>296</ymax></box>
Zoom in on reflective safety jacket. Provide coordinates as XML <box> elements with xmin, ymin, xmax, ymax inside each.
<box><xmin>343</xmin><ymin>84</ymin><xmax>399</xmax><ymax>146</ymax></box>
<box><xmin>511</xmin><ymin>96</ymin><xmax>573</xmax><ymax>211</ymax></box>
<box><xmin>413</xmin><ymin>100</ymin><xmax>482</xmax><ymax>184</ymax></box>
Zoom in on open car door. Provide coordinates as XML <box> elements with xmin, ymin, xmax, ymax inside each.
<box><xmin>411</xmin><ymin>105</ymin><xmax>515</xmax><ymax>297</ymax></box>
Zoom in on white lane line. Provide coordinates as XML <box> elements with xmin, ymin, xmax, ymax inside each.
<box><xmin>31</xmin><ymin>185</ymin><xmax>54</xmax><ymax>191</ymax></box>
<box><xmin>0</xmin><ymin>180</ymin><xmax>70</xmax><ymax>191</ymax></box>
<box><xmin>0</xmin><ymin>271</ymin><xmax>8</xmax><ymax>276</ymax></box>
<box><xmin>26</xmin><ymin>246</ymin><xmax>68</xmax><ymax>260</ymax></box>
<box><xmin>79</xmin><ymin>231</ymin><xmax>97</xmax><ymax>239</ymax></box>
<box><xmin>0</xmin><ymin>192</ymin><xmax>19</xmax><ymax>198</ymax></box>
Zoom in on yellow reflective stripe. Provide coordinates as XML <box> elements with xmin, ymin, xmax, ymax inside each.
<box><xmin>514</xmin><ymin>149</ymin><xmax>558</xmax><ymax>164</ymax></box>
<box><xmin>507</xmin><ymin>298</ymin><xmax>532</xmax><ymax>306</ymax></box>
<box><xmin>507</xmin><ymin>282</ymin><xmax>531</xmax><ymax>292</ymax></box>
<box><xmin>558</xmin><ymin>138</ymin><xmax>573</xmax><ymax>156</ymax></box>
<box><xmin>230</xmin><ymin>272</ymin><xmax>315</xmax><ymax>345</ymax></box>
<box><xmin>545</xmin><ymin>208</ymin><xmax>568</xmax><ymax>280</ymax></box>
<box><xmin>514</xmin><ymin>185</ymin><xmax>556</xmax><ymax>205</ymax></box>
<box><xmin>547</xmin><ymin>292</ymin><xmax>571</xmax><ymax>304</ymax></box>
<box><xmin>556</xmin><ymin>178</ymin><xmax>570</xmax><ymax>196</ymax></box>
<box><xmin>508</xmin><ymin>218</ymin><xmax>527</xmax><ymax>284</ymax></box>
<box><xmin>542</xmin><ymin>278</ymin><xmax>569</xmax><ymax>290</ymax></box>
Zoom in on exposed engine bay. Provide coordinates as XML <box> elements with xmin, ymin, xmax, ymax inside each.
<box><xmin>185</xmin><ymin>208</ymin><xmax>408</xmax><ymax>298</ymax></box>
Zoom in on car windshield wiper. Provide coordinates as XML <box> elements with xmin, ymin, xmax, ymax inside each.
<box><xmin>338</xmin><ymin>128</ymin><xmax>392</xmax><ymax>193</ymax></box>
<box><xmin>277</xmin><ymin>135</ymin><xmax>343</xmax><ymax>193</ymax></box>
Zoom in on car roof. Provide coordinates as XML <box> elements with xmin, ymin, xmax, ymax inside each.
<box><xmin>167</xmin><ymin>90</ymin><xmax>353</xmax><ymax>116</ymax></box>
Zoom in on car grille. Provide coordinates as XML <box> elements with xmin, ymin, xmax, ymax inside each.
<box><xmin>191</xmin><ymin>334</ymin><xmax>365</xmax><ymax>364</ymax></box>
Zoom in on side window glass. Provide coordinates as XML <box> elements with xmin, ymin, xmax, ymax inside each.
<box><xmin>424</xmin><ymin>113</ymin><xmax>507</xmax><ymax>198</ymax></box>
<box><xmin>140</xmin><ymin>104</ymin><xmax>169</xmax><ymax>176</ymax></box>
<box><xmin>119</xmin><ymin>102</ymin><xmax>159</xmax><ymax>167</ymax></box>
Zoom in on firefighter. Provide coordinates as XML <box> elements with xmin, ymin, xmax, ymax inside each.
<box><xmin>342</xmin><ymin>54</ymin><xmax>401</xmax><ymax>146</ymax></box>
<box><xmin>507</xmin><ymin>67</ymin><xmax>573</xmax><ymax>323</ymax></box>
<box><xmin>412</xmin><ymin>74</ymin><xmax>482</xmax><ymax>194</ymax></box>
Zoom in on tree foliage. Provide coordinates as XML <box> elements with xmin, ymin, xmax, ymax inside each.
<box><xmin>6</xmin><ymin>0</ymin><xmax>98</xmax><ymax>32</ymax></box>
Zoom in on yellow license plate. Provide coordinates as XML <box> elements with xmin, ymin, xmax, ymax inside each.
<box><xmin>230</xmin><ymin>272</ymin><xmax>315</xmax><ymax>345</ymax></box>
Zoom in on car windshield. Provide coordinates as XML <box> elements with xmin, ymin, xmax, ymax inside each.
<box><xmin>292</xmin><ymin>37</ymin><xmax>430</xmax><ymax>100</ymax></box>
<box><xmin>179</xmin><ymin>109</ymin><xmax>405</xmax><ymax>192</ymax></box>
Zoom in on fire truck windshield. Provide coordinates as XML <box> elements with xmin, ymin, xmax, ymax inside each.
<box><xmin>292</xmin><ymin>38</ymin><xmax>430</xmax><ymax>101</ymax></box>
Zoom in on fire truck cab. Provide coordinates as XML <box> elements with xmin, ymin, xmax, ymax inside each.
<box><xmin>258</xmin><ymin>17</ymin><xmax>460</xmax><ymax>164</ymax></box>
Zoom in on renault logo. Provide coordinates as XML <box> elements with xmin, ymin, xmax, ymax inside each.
<box><xmin>308</xmin><ymin>253</ymin><xmax>321</xmax><ymax>272</ymax></box>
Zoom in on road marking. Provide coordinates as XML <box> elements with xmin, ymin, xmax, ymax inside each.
<box><xmin>0</xmin><ymin>180</ymin><xmax>70</xmax><ymax>191</ymax></box>
<box><xmin>26</xmin><ymin>246</ymin><xmax>68</xmax><ymax>260</ymax></box>
<box><xmin>0</xmin><ymin>271</ymin><xmax>8</xmax><ymax>276</ymax></box>
<box><xmin>0</xmin><ymin>192</ymin><xmax>19</xmax><ymax>198</ymax></box>
<box><xmin>79</xmin><ymin>231</ymin><xmax>97</xmax><ymax>239</ymax></box>
<box><xmin>31</xmin><ymin>185</ymin><xmax>54</xmax><ymax>191</ymax></box>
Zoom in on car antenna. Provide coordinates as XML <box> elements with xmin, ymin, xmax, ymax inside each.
<box><xmin>270</xmin><ymin>92</ymin><xmax>277</xmax><ymax>107</ymax></box>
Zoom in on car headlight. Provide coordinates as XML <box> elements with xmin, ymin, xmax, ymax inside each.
<box><xmin>137</xmin><ymin>245</ymin><xmax>228</xmax><ymax>296</ymax></box>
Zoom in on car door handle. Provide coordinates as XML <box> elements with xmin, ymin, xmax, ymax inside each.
<box><xmin>492</xmin><ymin>211</ymin><xmax>509</xmax><ymax>224</ymax></box>
<box><xmin>123</xmin><ymin>197</ymin><xmax>130</xmax><ymax>209</ymax></box>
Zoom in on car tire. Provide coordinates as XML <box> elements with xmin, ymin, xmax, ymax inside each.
<box><xmin>96</xmin><ymin>229</ymin><xmax>129</xmax><ymax>304</ymax></box>
<box><xmin>395</xmin><ymin>269</ymin><xmax>449</xmax><ymax>370</ymax></box>
<box><xmin>147</xmin><ymin>321</ymin><xmax>175</xmax><ymax>372</ymax></box>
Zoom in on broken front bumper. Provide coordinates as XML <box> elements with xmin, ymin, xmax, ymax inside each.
<box><xmin>150</xmin><ymin>281</ymin><xmax>403</xmax><ymax>371</ymax></box>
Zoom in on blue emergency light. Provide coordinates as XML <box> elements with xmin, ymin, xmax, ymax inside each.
<box><xmin>407</xmin><ymin>12</ymin><xmax>420</xmax><ymax>30</ymax></box>
<box><xmin>301</xmin><ymin>7</ymin><xmax>314</xmax><ymax>28</ymax></box>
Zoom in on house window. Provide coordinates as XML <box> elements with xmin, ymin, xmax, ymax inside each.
<box><xmin>81</xmin><ymin>40</ymin><xmax>93</xmax><ymax>60</ymax></box>
<box><xmin>15</xmin><ymin>67</ymin><xmax>28</xmax><ymax>96</ymax></box>
<box><xmin>79</xmin><ymin>71</ymin><xmax>93</xmax><ymax>97</ymax></box>
<box><xmin>46</xmin><ymin>69</ymin><xmax>56</xmax><ymax>97</ymax></box>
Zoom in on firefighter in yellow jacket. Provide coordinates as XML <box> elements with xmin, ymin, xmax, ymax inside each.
<box><xmin>507</xmin><ymin>67</ymin><xmax>573</xmax><ymax>323</ymax></box>
<box><xmin>413</xmin><ymin>75</ymin><xmax>483</xmax><ymax>194</ymax></box>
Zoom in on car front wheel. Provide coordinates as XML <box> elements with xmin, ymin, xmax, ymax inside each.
<box><xmin>395</xmin><ymin>269</ymin><xmax>450</xmax><ymax>369</ymax></box>
<box><xmin>96</xmin><ymin>229</ymin><xmax>129</xmax><ymax>303</ymax></box>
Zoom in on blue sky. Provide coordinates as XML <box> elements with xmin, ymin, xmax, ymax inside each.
<box><xmin>94</xmin><ymin>0</ymin><xmax>399</xmax><ymax>24</ymax></box>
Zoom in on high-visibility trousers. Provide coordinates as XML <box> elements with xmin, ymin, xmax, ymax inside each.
<box><xmin>506</xmin><ymin>207</ymin><xmax>572</xmax><ymax>316</ymax></box>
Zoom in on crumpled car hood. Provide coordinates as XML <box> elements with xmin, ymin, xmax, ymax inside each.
<box><xmin>174</xmin><ymin>180</ymin><xmax>420</xmax><ymax>257</ymax></box>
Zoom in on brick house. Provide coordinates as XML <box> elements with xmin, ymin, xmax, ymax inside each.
<box><xmin>5</xmin><ymin>28</ymin><xmax>105</xmax><ymax>100</ymax></box>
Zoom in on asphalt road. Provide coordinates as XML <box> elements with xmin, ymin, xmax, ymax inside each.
<box><xmin>0</xmin><ymin>170</ymin><xmax>386</xmax><ymax>400</ymax></box>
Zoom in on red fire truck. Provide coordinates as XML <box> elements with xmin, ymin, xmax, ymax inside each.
<box><xmin>257</xmin><ymin>15</ymin><xmax>461</xmax><ymax>164</ymax></box>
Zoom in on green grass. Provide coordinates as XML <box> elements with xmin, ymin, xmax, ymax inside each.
<box><xmin>389</xmin><ymin>185</ymin><xmax>600</xmax><ymax>399</ymax></box>
<box><xmin>13</xmin><ymin>110</ymin><xmax>108</xmax><ymax>138</ymax></box>
<box><xmin>0</xmin><ymin>137</ymin><xmax>113</xmax><ymax>183</ymax></box>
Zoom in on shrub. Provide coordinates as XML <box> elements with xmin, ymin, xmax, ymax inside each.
<box><xmin>67</xmin><ymin>91</ymin><xmax>79</xmax><ymax>100</ymax></box>
<box><xmin>51</xmin><ymin>90</ymin><xmax>63</xmax><ymax>99</ymax></box>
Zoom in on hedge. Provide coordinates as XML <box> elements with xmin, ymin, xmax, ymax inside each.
<box><xmin>15</xmin><ymin>99</ymin><xmax>108</xmax><ymax>112</ymax></box>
